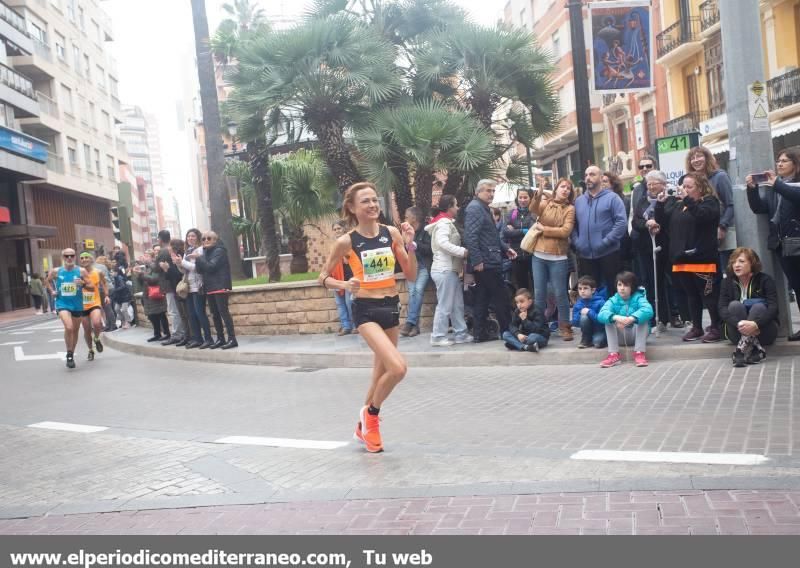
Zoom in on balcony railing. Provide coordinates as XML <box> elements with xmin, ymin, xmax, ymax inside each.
<box><xmin>0</xmin><ymin>0</ymin><xmax>29</xmax><ymax>38</ymax></box>
<box><xmin>32</xmin><ymin>39</ymin><xmax>52</xmax><ymax>62</ymax></box>
<box><xmin>0</xmin><ymin>61</ymin><xmax>34</xmax><ymax>99</ymax></box>
<box><xmin>709</xmin><ymin>101</ymin><xmax>726</xmax><ymax>119</ymax></box>
<box><xmin>664</xmin><ymin>110</ymin><xmax>709</xmax><ymax>136</ymax></box>
<box><xmin>35</xmin><ymin>90</ymin><xmax>58</xmax><ymax>116</ymax></box>
<box><xmin>115</xmin><ymin>138</ymin><xmax>125</xmax><ymax>153</ymax></box>
<box><xmin>657</xmin><ymin>17</ymin><xmax>701</xmax><ymax>59</ymax></box>
<box><xmin>700</xmin><ymin>0</ymin><xmax>720</xmax><ymax>32</ymax></box>
<box><xmin>768</xmin><ymin>68</ymin><xmax>800</xmax><ymax>112</ymax></box>
<box><xmin>46</xmin><ymin>152</ymin><xmax>64</xmax><ymax>174</ymax></box>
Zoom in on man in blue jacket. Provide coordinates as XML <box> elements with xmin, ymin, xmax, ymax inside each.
<box><xmin>572</xmin><ymin>165</ymin><xmax>628</xmax><ymax>292</ymax></box>
<box><xmin>464</xmin><ymin>179</ymin><xmax>517</xmax><ymax>342</ymax></box>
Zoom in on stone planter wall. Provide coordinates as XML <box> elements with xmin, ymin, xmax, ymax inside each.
<box><xmin>134</xmin><ymin>276</ymin><xmax>438</xmax><ymax>336</ymax></box>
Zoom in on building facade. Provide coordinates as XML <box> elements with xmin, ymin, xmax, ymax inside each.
<box><xmin>0</xmin><ymin>0</ymin><xmax>125</xmax><ymax>312</ymax></box>
<box><xmin>119</xmin><ymin>105</ymin><xmax>159</xmax><ymax>245</ymax></box>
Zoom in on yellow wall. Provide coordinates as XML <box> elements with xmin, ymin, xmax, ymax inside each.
<box><xmin>773</xmin><ymin>1</ymin><xmax>800</xmax><ymax>71</ymax></box>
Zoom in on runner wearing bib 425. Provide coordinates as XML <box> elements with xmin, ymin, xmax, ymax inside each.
<box><xmin>48</xmin><ymin>248</ymin><xmax>86</xmax><ymax>369</ymax></box>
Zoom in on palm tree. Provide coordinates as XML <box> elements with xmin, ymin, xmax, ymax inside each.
<box><xmin>226</xmin><ymin>15</ymin><xmax>402</xmax><ymax>194</ymax></box>
<box><xmin>221</xmin><ymin>0</ymin><xmax>265</xmax><ymax>31</ymax></box>
<box><xmin>358</xmin><ymin>100</ymin><xmax>494</xmax><ymax>215</ymax></box>
<box><xmin>271</xmin><ymin>150</ymin><xmax>338</xmax><ymax>273</ymax></box>
<box><xmin>190</xmin><ymin>0</ymin><xmax>244</xmax><ymax>278</ymax></box>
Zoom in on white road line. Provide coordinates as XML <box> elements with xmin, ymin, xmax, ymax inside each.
<box><xmin>570</xmin><ymin>450</ymin><xmax>769</xmax><ymax>466</ymax></box>
<box><xmin>14</xmin><ymin>346</ymin><xmax>66</xmax><ymax>361</ymax></box>
<box><xmin>0</xmin><ymin>341</ymin><xmax>28</xmax><ymax>346</ymax></box>
<box><xmin>50</xmin><ymin>329</ymin><xmax>64</xmax><ymax>333</ymax></box>
<box><xmin>9</xmin><ymin>331</ymin><xmax>33</xmax><ymax>335</ymax></box>
<box><xmin>214</xmin><ymin>436</ymin><xmax>348</xmax><ymax>450</ymax></box>
<box><xmin>28</xmin><ymin>421</ymin><xmax>108</xmax><ymax>433</ymax></box>
<box><xmin>48</xmin><ymin>338</ymin><xmax>63</xmax><ymax>343</ymax></box>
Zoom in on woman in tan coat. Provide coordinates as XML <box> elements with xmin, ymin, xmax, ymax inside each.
<box><xmin>530</xmin><ymin>178</ymin><xmax>577</xmax><ymax>340</ymax></box>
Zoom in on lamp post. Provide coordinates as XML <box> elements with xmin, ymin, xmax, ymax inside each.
<box><xmin>566</xmin><ymin>0</ymin><xmax>595</xmax><ymax>170</ymax></box>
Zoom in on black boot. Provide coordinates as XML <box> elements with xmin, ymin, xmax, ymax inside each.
<box><xmin>146</xmin><ymin>335</ymin><xmax>162</xmax><ymax>343</ymax></box>
<box><xmin>209</xmin><ymin>336</ymin><xmax>226</xmax><ymax>349</ymax></box>
<box><xmin>185</xmin><ymin>340</ymin><xmax>202</xmax><ymax>349</ymax></box>
<box><xmin>198</xmin><ymin>339</ymin><xmax>214</xmax><ymax>349</ymax></box>
<box><xmin>175</xmin><ymin>338</ymin><xmax>188</xmax><ymax>347</ymax></box>
<box><xmin>221</xmin><ymin>338</ymin><xmax>238</xmax><ymax>350</ymax></box>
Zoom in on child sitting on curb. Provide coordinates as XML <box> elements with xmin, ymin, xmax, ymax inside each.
<box><xmin>502</xmin><ymin>288</ymin><xmax>550</xmax><ymax>352</ymax></box>
<box><xmin>571</xmin><ymin>276</ymin><xmax>608</xmax><ymax>349</ymax></box>
<box><xmin>597</xmin><ymin>271</ymin><xmax>653</xmax><ymax>368</ymax></box>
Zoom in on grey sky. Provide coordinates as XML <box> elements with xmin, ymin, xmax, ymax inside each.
<box><xmin>105</xmin><ymin>0</ymin><xmax>503</xmax><ymax>230</ymax></box>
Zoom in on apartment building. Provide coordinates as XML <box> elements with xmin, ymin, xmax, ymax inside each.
<box><xmin>504</xmin><ymin>0</ymin><xmax>608</xmax><ymax>181</ymax></box>
<box><xmin>119</xmin><ymin>105</ymin><xmax>158</xmax><ymax>245</ymax></box>
<box><xmin>0</xmin><ymin>0</ymin><xmax>124</xmax><ymax>312</ymax></box>
<box><xmin>657</xmin><ymin>0</ymin><xmax>800</xmax><ymax>167</ymax></box>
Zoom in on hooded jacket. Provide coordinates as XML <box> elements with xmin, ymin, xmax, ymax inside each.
<box><xmin>425</xmin><ymin>216</ymin><xmax>467</xmax><ymax>273</ymax></box>
<box><xmin>571</xmin><ymin>286</ymin><xmax>608</xmax><ymax>328</ymax></box>
<box><xmin>502</xmin><ymin>207</ymin><xmax>535</xmax><ymax>256</ymax></box>
<box><xmin>571</xmin><ymin>188</ymin><xmax>628</xmax><ymax>259</ymax></box>
<box><xmin>597</xmin><ymin>288</ymin><xmax>654</xmax><ymax>327</ymax></box>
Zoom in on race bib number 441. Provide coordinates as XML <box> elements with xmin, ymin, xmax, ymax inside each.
<box><xmin>361</xmin><ymin>247</ymin><xmax>395</xmax><ymax>282</ymax></box>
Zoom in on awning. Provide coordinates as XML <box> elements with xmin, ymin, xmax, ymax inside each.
<box><xmin>0</xmin><ymin>223</ymin><xmax>57</xmax><ymax>240</ymax></box>
<box><xmin>704</xmin><ymin>139</ymin><xmax>730</xmax><ymax>155</ymax></box>
<box><xmin>771</xmin><ymin>116</ymin><xmax>800</xmax><ymax>138</ymax></box>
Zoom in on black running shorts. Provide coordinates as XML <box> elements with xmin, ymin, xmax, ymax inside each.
<box><xmin>352</xmin><ymin>296</ymin><xmax>401</xmax><ymax>330</ymax></box>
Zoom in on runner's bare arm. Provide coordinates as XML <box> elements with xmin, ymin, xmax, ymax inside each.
<box><xmin>318</xmin><ymin>235</ymin><xmax>353</xmax><ymax>291</ymax></box>
<box><xmin>46</xmin><ymin>269</ymin><xmax>58</xmax><ymax>294</ymax></box>
<box><xmin>79</xmin><ymin>268</ymin><xmax>92</xmax><ymax>288</ymax></box>
<box><xmin>100</xmin><ymin>272</ymin><xmax>110</xmax><ymax>302</ymax></box>
<box><xmin>390</xmin><ymin>224</ymin><xmax>417</xmax><ymax>282</ymax></box>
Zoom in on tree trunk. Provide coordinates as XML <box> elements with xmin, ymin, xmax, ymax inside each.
<box><xmin>442</xmin><ymin>171</ymin><xmax>463</xmax><ymax>196</ymax></box>
<box><xmin>311</xmin><ymin>119</ymin><xmax>360</xmax><ymax>194</ymax></box>
<box><xmin>191</xmin><ymin>0</ymin><xmax>244</xmax><ymax>280</ymax></box>
<box><xmin>414</xmin><ymin>168</ymin><xmax>435</xmax><ymax>218</ymax></box>
<box><xmin>247</xmin><ymin>138</ymin><xmax>281</xmax><ymax>283</ymax></box>
<box><xmin>388</xmin><ymin>151</ymin><xmax>412</xmax><ymax>219</ymax></box>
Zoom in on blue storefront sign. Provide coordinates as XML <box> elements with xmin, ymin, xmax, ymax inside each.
<box><xmin>0</xmin><ymin>125</ymin><xmax>48</xmax><ymax>163</ymax></box>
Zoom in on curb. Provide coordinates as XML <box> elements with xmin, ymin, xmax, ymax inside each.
<box><xmin>103</xmin><ymin>333</ymin><xmax>799</xmax><ymax>368</ymax></box>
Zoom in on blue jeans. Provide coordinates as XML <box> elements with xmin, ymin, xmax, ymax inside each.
<box><xmin>579</xmin><ymin>315</ymin><xmax>607</xmax><ymax>348</ymax></box>
<box><xmin>502</xmin><ymin>330</ymin><xmax>549</xmax><ymax>350</ymax></box>
<box><xmin>532</xmin><ymin>256</ymin><xmax>570</xmax><ymax>324</ymax></box>
<box><xmin>406</xmin><ymin>265</ymin><xmax>429</xmax><ymax>326</ymax></box>
<box><xmin>187</xmin><ymin>292</ymin><xmax>212</xmax><ymax>343</ymax></box>
<box><xmin>333</xmin><ymin>291</ymin><xmax>353</xmax><ymax>331</ymax></box>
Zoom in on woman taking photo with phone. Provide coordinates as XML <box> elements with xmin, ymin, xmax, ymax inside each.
<box><xmin>655</xmin><ymin>172</ymin><xmax>723</xmax><ymax>342</ymax></box>
<box><xmin>746</xmin><ymin>147</ymin><xmax>800</xmax><ymax>341</ymax></box>
<box><xmin>319</xmin><ymin>182</ymin><xmax>417</xmax><ymax>453</ymax></box>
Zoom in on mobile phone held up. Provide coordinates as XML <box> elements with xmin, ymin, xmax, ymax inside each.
<box><xmin>752</xmin><ymin>172</ymin><xmax>769</xmax><ymax>184</ymax></box>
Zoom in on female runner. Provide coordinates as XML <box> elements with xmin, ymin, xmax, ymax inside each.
<box><xmin>319</xmin><ymin>182</ymin><xmax>417</xmax><ymax>453</ymax></box>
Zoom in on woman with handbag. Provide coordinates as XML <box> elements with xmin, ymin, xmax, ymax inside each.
<box><xmin>746</xmin><ymin>146</ymin><xmax>800</xmax><ymax>341</ymax></box>
<box><xmin>136</xmin><ymin>250</ymin><xmax>169</xmax><ymax>342</ymax></box>
<box><xmin>719</xmin><ymin>247</ymin><xmax>780</xmax><ymax>367</ymax></box>
<box><xmin>179</xmin><ymin>228</ymin><xmax>214</xmax><ymax>349</ymax></box>
<box><xmin>529</xmin><ymin>178</ymin><xmax>576</xmax><ymax>341</ymax></box>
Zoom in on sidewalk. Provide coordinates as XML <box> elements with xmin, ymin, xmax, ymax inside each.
<box><xmin>104</xmin><ymin>322</ymin><xmax>800</xmax><ymax>368</ymax></box>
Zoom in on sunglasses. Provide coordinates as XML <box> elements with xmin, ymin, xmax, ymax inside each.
<box><xmin>63</xmin><ymin>254</ymin><xmax>75</xmax><ymax>259</ymax></box>
<box><xmin>639</xmin><ymin>164</ymin><xmax>654</xmax><ymax>170</ymax></box>
<box><xmin>202</xmin><ymin>237</ymin><xmax>214</xmax><ymax>241</ymax></box>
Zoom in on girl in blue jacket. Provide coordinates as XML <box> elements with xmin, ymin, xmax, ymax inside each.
<box><xmin>597</xmin><ymin>271</ymin><xmax>654</xmax><ymax>368</ymax></box>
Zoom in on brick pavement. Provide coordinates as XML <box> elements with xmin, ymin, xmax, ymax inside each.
<box><xmin>1</xmin><ymin>491</ymin><xmax>799</xmax><ymax>535</ymax></box>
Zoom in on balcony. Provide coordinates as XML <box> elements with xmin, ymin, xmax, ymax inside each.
<box><xmin>664</xmin><ymin>110</ymin><xmax>709</xmax><ymax>136</ymax></box>
<box><xmin>31</xmin><ymin>39</ymin><xmax>52</xmax><ymax>62</ymax></box>
<box><xmin>0</xmin><ymin>61</ymin><xmax>38</xmax><ymax>116</ymax></box>
<box><xmin>656</xmin><ymin>18</ymin><xmax>703</xmax><ymax>66</ymax></box>
<box><xmin>10</xmin><ymin>38</ymin><xmax>57</xmax><ymax>80</ymax></box>
<box><xmin>46</xmin><ymin>152</ymin><xmax>64</xmax><ymax>174</ymax></box>
<box><xmin>0</xmin><ymin>0</ymin><xmax>33</xmax><ymax>56</ymax></box>
<box><xmin>700</xmin><ymin>0</ymin><xmax>720</xmax><ymax>35</ymax></box>
<box><xmin>768</xmin><ymin>68</ymin><xmax>800</xmax><ymax>112</ymax></box>
<box><xmin>601</xmin><ymin>93</ymin><xmax>627</xmax><ymax>114</ymax></box>
<box><xmin>35</xmin><ymin>90</ymin><xmax>58</xmax><ymax>117</ymax></box>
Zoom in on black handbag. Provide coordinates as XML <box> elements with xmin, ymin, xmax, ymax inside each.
<box><xmin>781</xmin><ymin>220</ymin><xmax>800</xmax><ymax>257</ymax></box>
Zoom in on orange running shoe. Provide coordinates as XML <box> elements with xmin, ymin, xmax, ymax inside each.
<box><xmin>359</xmin><ymin>405</ymin><xmax>383</xmax><ymax>453</ymax></box>
<box><xmin>353</xmin><ymin>421</ymin><xmax>365</xmax><ymax>444</ymax></box>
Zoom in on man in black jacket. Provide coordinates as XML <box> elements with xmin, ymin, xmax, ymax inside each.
<box><xmin>464</xmin><ymin>179</ymin><xmax>517</xmax><ymax>342</ymax></box>
<box><xmin>191</xmin><ymin>231</ymin><xmax>237</xmax><ymax>349</ymax></box>
<box><xmin>154</xmin><ymin>230</ymin><xmax>185</xmax><ymax>345</ymax></box>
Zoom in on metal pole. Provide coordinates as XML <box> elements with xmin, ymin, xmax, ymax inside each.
<box><xmin>720</xmin><ymin>1</ymin><xmax>793</xmax><ymax>336</ymax></box>
<box><xmin>566</xmin><ymin>0</ymin><xmax>595</xmax><ymax>170</ymax></box>
<box><xmin>524</xmin><ymin>107</ymin><xmax>535</xmax><ymax>189</ymax></box>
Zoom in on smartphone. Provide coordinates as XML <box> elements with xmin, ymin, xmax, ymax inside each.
<box><xmin>666</xmin><ymin>185</ymin><xmax>676</xmax><ymax>196</ymax></box>
<box><xmin>752</xmin><ymin>172</ymin><xmax>769</xmax><ymax>183</ymax></box>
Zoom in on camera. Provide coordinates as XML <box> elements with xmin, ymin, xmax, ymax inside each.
<box><xmin>751</xmin><ymin>172</ymin><xmax>769</xmax><ymax>184</ymax></box>
<box><xmin>666</xmin><ymin>184</ymin><xmax>676</xmax><ymax>196</ymax></box>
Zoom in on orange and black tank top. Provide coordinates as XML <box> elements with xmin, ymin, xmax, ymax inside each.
<box><xmin>347</xmin><ymin>225</ymin><xmax>400</xmax><ymax>290</ymax></box>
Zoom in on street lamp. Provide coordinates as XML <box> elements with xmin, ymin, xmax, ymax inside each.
<box><xmin>226</xmin><ymin>121</ymin><xmax>238</xmax><ymax>153</ymax></box>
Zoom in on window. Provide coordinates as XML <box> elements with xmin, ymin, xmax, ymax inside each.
<box><xmin>94</xmin><ymin>149</ymin><xmax>101</xmax><ymax>174</ymax></box>
<box><xmin>617</xmin><ymin>122</ymin><xmax>629</xmax><ymax>153</ymax></box>
<box><xmin>102</xmin><ymin>110</ymin><xmax>110</xmax><ymax>132</ymax></box>
<box><xmin>60</xmin><ymin>84</ymin><xmax>73</xmax><ymax>114</ymax></box>
<box><xmin>109</xmin><ymin>77</ymin><xmax>119</xmax><ymax>98</ymax></box>
<box><xmin>0</xmin><ymin>103</ymin><xmax>8</xmax><ymax>128</ymax></box>
<box><xmin>72</xmin><ymin>44</ymin><xmax>80</xmax><ymax>73</ymax></box>
<box><xmin>66</xmin><ymin>0</ymin><xmax>75</xmax><ymax>22</ymax></box>
<box><xmin>107</xmin><ymin>155</ymin><xmax>115</xmax><ymax>179</ymax></box>
<box><xmin>55</xmin><ymin>32</ymin><xmax>66</xmax><ymax>60</ymax></box>
<box><xmin>29</xmin><ymin>22</ymin><xmax>46</xmax><ymax>44</ymax></box>
<box><xmin>96</xmin><ymin>65</ymin><xmax>105</xmax><ymax>89</ymax></box>
<box><xmin>67</xmin><ymin>137</ymin><xmax>78</xmax><ymax>165</ymax></box>
<box><xmin>88</xmin><ymin>102</ymin><xmax>95</xmax><ymax>128</ymax></box>
<box><xmin>551</xmin><ymin>30</ymin><xmax>561</xmax><ymax>59</ymax></box>
<box><xmin>644</xmin><ymin>109</ymin><xmax>657</xmax><ymax>148</ymax></box>
<box><xmin>78</xmin><ymin>5</ymin><xmax>85</xmax><ymax>31</ymax></box>
<box><xmin>93</xmin><ymin>20</ymin><xmax>100</xmax><ymax>44</ymax></box>
<box><xmin>84</xmin><ymin>143</ymin><xmax>92</xmax><ymax>172</ymax></box>
<box><xmin>705</xmin><ymin>33</ymin><xmax>725</xmax><ymax>117</ymax></box>
<box><xmin>83</xmin><ymin>54</ymin><xmax>91</xmax><ymax>81</ymax></box>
